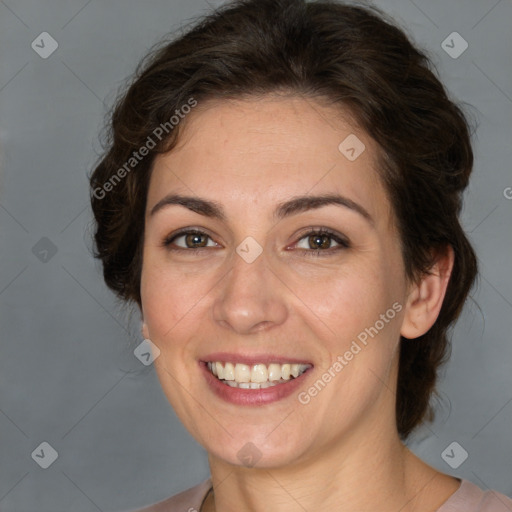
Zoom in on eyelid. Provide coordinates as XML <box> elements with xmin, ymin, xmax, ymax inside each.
<box><xmin>162</xmin><ymin>227</ymin><xmax>220</xmax><ymax>249</ymax></box>
<box><xmin>292</xmin><ymin>226</ymin><xmax>350</xmax><ymax>247</ymax></box>
<box><xmin>289</xmin><ymin>227</ymin><xmax>350</xmax><ymax>257</ymax></box>
<box><xmin>162</xmin><ymin>226</ymin><xmax>350</xmax><ymax>254</ymax></box>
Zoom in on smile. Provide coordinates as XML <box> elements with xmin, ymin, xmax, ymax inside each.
<box><xmin>206</xmin><ymin>361</ymin><xmax>312</xmax><ymax>389</ymax></box>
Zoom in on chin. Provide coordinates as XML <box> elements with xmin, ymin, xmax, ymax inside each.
<box><xmin>199</xmin><ymin>423</ymin><xmax>313</xmax><ymax>470</ymax></box>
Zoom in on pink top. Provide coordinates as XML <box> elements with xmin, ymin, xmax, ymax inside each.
<box><xmin>128</xmin><ymin>478</ymin><xmax>512</xmax><ymax>512</ymax></box>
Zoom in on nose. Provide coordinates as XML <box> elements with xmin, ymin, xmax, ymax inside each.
<box><xmin>212</xmin><ymin>247</ymin><xmax>288</xmax><ymax>335</ymax></box>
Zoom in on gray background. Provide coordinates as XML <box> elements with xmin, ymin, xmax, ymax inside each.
<box><xmin>0</xmin><ymin>0</ymin><xmax>511</xmax><ymax>511</ymax></box>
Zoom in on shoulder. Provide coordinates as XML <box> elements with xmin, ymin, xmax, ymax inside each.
<box><xmin>438</xmin><ymin>479</ymin><xmax>512</xmax><ymax>512</ymax></box>
<box><xmin>125</xmin><ymin>478</ymin><xmax>212</xmax><ymax>512</ymax></box>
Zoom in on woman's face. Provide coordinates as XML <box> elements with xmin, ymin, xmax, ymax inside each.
<box><xmin>141</xmin><ymin>96</ymin><xmax>411</xmax><ymax>468</ymax></box>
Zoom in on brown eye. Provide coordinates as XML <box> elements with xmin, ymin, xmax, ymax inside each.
<box><xmin>307</xmin><ymin>234</ymin><xmax>332</xmax><ymax>250</ymax></box>
<box><xmin>294</xmin><ymin>228</ymin><xmax>350</xmax><ymax>257</ymax></box>
<box><xmin>183</xmin><ymin>233</ymin><xmax>208</xmax><ymax>248</ymax></box>
<box><xmin>163</xmin><ymin>230</ymin><xmax>217</xmax><ymax>250</ymax></box>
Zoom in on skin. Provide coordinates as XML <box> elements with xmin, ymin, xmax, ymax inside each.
<box><xmin>140</xmin><ymin>95</ymin><xmax>459</xmax><ymax>511</ymax></box>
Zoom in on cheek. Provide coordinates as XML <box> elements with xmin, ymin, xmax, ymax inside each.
<box><xmin>297</xmin><ymin>258</ymin><xmax>403</xmax><ymax>389</ymax></box>
<box><xmin>140</xmin><ymin>238</ymin><xmax>405</xmax><ymax>355</ymax></box>
<box><xmin>288</xmin><ymin>257</ymin><xmax>394</xmax><ymax>337</ymax></box>
<box><xmin>140</xmin><ymin>252</ymin><xmax>217</xmax><ymax>340</ymax></box>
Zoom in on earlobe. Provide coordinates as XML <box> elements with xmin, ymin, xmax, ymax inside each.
<box><xmin>141</xmin><ymin>320</ymin><xmax>150</xmax><ymax>340</ymax></box>
<box><xmin>400</xmin><ymin>246</ymin><xmax>454</xmax><ymax>340</ymax></box>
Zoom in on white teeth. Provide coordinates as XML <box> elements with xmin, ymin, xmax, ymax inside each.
<box><xmin>223</xmin><ymin>362</ymin><xmax>235</xmax><ymax>381</ymax></box>
<box><xmin>215</xmin><ymin>362</ymin><xmax>224</xmax><ymax>380</ymax></box>
<box><xmin>268</xmin><ymin>363</ymin><xmax>281</xmax><ymax>381</ymax></box>
<box><xmin>207</xmin><ymin>361</ymin><xmax>311</xmax><ymax>388</ymax></box>
<box><xmin>235</xmin><ymin>364</ymin><xmax>251</xmax><ymax>383</ymax></box>
<box><xmin>251</xmin><ymin>364</ymin><xmax>268</xmax><ymax>383</ymax></box>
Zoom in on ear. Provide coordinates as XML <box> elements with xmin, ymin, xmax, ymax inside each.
<box><xmin>400</xmin><ymin>246</ymin><xmax>454</xmax><ymax>340</ymax></box>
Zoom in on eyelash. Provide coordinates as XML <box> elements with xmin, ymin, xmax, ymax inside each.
<box><xmin>294</xmin><ymin>228</ymin><xmax>350</xmax><ymax>256</ymax></box>
<box><xmin>162</xmin><ymin>227</ymin><xmax>350</xmax><ymax>258</ymax></box>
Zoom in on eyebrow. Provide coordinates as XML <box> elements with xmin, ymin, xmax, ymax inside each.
<box><xmin>149</xmin><ymin>193</ymin><xmax>373</xmax><ymax>225</ymax></box>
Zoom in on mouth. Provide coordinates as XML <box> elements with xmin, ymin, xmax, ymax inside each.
<box><xmin>200</xmin><ymin>354</ymin><xmax>314</xmax><ymax>405</ymax></box>
<box><xmin>206</xmin><ymin>361</ymin><xmax>312</xmax><ymax>389</ymax></box>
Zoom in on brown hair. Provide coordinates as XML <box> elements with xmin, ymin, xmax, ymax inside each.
<box><xmin>89</xmin><ymin>0</ymin><xmax>477</xmax><ymax>439</ymax></box>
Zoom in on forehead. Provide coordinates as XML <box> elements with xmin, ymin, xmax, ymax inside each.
<box><xmin>148</xmin><ymin>95</ymin><xmax>391</xmax><ymax>225</ymax></box>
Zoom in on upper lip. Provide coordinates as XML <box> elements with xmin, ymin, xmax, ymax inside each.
<box><xmin>201</xmin><ymin>352</ymin><xmax>313</xmax><ymax>366</ymax></box>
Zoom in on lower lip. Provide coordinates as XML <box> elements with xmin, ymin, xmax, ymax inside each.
<box><xmin>200</xmin><ymin>362</ymin><xmax>312</xmax><ymax>406</ymax></box>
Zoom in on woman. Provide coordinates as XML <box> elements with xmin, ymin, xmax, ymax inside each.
<box><xmin>89</xmin><ymin>0</ymin><xmax>512</xmax><ymax>510</ymax></box>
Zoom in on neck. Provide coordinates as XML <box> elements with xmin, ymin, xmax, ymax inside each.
<box><xmin>204</xmin><ymin>422</ymin><xmax>452</xmax><ymax>512</ymax></box>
